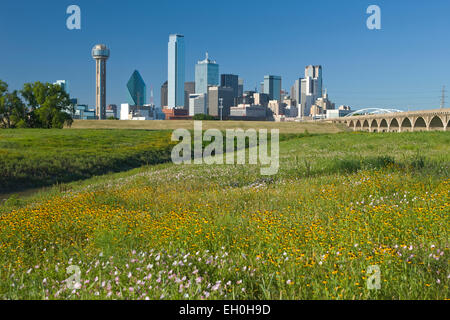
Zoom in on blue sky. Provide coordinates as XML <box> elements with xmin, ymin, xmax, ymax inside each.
<box><xmin>1</xmin><ymin>0</ymin><xmax>450</xmax><ymax>111</ymax></box>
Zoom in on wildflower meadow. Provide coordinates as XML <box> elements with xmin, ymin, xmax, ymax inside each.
<box><xmin>0</xmin><ymin>130</ymin><xmax>448</xmax><ymax>300</ymax></box>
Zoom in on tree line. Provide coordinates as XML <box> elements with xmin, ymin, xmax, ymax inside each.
<box><xmin>0</xmin><ymin>80</ymin><xmax>73</xmax><ymax>129</ymax></box>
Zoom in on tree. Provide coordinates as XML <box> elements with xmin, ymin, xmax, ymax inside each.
<box><xmin>21</xmin><ymin>82</ymin><xmax>73</xmax><ymax>128</ymax></box>
<box><xmin>0</xmin><ymin>80</ymin><xmax>7</xmax><ymax>96</ymax></box>
<box><xmin>0</xmin><ymin>81</ymin><xmax>26</xmax><ymax>128</ymax></box>
<box><xmin>192</xmin><ymin>113</ymin><xmax>216</xmax><ymax>121</ymax></box>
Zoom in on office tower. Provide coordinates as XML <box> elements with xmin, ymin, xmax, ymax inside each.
<box><xmin>168</xmin><ymin>34</ymin><xmax>185</xmax><ymax>109</ymax></box>
<box><xmin>92</xmin><ymin>44</ymin><xmax>110</xmax><ymax>120</ymax></box>
<box><xmin>313</xmin><ymin>90</ymin><xmax>335</xmax><ymax>112</ymax></box>
<box><xmin>253</xmin><ymin>93</ymin><xmax>270</xmax><ymax>108</ymax></box>
<box><xmin>161</xmin><ymin>81</ymin><xmax>168</xmax><ymax>108</ymax></box>
<box><xmin>263</xmin><ymin>75</ymin><xmax>282</xmax><ymax>101</ymax></box>
<box><xmin>268</xmin><ymin>100</ymin><xmax>285</xmax><ymax>116</ymax></box>
<box><xmin>299</xmin><ymin>65</ymin><xmax>324</xmax><ymax>117</ymax></box>
<box><xmin>238</xmin><ymin>78</ymin><xmax>244</xmax><ymax>97</ymax></box>
<box><xmin>304</xmin><ymin>65</ymin><xmax>323</xmax><ymax>97</ymax></box>
<box><xmin>126</xmin><ymin>70</ymin><xmax>146</xmax><ymax>106</ymax></box>
<box><xmin>189</xmin><ymin>93</ymin><xmax>207</xmax><ymax>116</ymax></box>
<box><xmin>220</xmin><ymin>74</ymin><xmax>239</xmax><ymax>99</ymax></box>
<box><xmin>184</xmin><ymin>81</ymin><xmax>195</xmax><ymax>110</ymax></box>
<box><xmin>292</xmin><ymin>78</ymin><xmax>302</xmax><ymax>115</ymax></box>
<box><xmin>54</xmin><ymin>80</ymin><xmax>69</xmax><ymax>93</ymax></box>
<box><xmin>260</xmin><ymin>82</ymin><xmax>265</xmax><ymax>93</ymax></box>
<box><xmin>208</xmin><ymin>86</ymin><xmax>234</xmax><ymax>118</ymax></box>
<box><xmin>195</xmin><ymin>52</ymin><xmax>219</xmax><ymax>94</ymax></box>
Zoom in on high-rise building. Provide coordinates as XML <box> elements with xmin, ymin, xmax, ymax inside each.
<box><xmin>92</xmin><ymin>44</ymin><xmax>110</xmax><ymax>119</ymax></box>
<box><xmin>195</xmin><ymin>52</ymin><xmax>219</xmax><ymax>94</ymax></box>
<box><xmin>54</xmin><ymin>80</ymin><xmax>69</xmax><ymax>93</ymax></box>
<box><xmin>208</xmin><ymin>86</ymin><xmax>234</xmax><ymax>119</ymax></box>
<box><xmin>304</xmin><ymin>65</ymin><xmax>323</xmax><ymax>97</ymax></box>
<box><xmin>263</xmin><ymin>75</ymin><xmax>282</xmax><ymax>102</ymax></box>
<box><xmin>168</xmin><ymin>34</ymin><xmax>185</xmax><ymax>109</ymax></box>
<box><xmin>295</xmin><ymin>65</ymin><xmax>324</xmax><ymax>118</ymax></box>
<box><xmin>220</xmin><ymin>74</ymin><xmax>239</xmax><ymax>99</ymax></box>
<box><xmin>268</xmin><ymin>100</ymin><xmax>286</xmax><ymax>116</ymax></box>
<box><xmin>161</xmin><ymin>81</ymin><xmax>168</xmax><ymax>108</ymax></box>
<box><xmin>189</xmin><ymin>93</ymin><xmax>207</xmax><ymax>116</ymax></box>
<box><xmin>238</xmin><ymin>78</ymin><xmax>244</xmax><ymax>97</ymax></box>
<box><xmin>184</xmin><ymin>81</ymin><xmax>195</xmax><ymax>110</ymax></box>
<box><xmin>126</xmin><ymin>70</ymin><xmax>146</xmax><ymax>106</ymax></box>
<box><xmin>253</xmin><ymin>93</ymin><xmax>270</xmax><ymax>108</ymax></box>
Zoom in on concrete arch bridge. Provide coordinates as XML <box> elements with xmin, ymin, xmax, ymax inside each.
<box><xmin>332</xmin><ymin>108</ymin><xmax>450</xmax><ymax>132</ymax></box>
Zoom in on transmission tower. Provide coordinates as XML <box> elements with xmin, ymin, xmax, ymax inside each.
<box><xmin>441</xmin><ymin>85</ymin><xmax>446</xmax><ymax>109</ymax></box>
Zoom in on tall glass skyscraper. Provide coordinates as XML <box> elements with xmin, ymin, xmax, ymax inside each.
<box><xmin>127</xmin><ymin>70</ymin><xmax>146</xmax><ymax>106</ymax></box>
<box><xmin>195</xmin><ymin>52</ymin><xmax>219</xmax><ymax>94</ymax></box>
<box><xmin>263</xmin><ymin>75</ymin><xmax>282</xmax><ymax>101</ymax></box>
<box><xmin>168</xmin><ymin>34</ymin><xmax>185</xmax><ymax>109</ymax></box>
<box><xmin>220</xmin><ymin>74</ymin><xmax>239</xmax><ymax>99</ymax></box>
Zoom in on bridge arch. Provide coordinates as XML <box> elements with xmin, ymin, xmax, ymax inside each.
<box><xmin>349</xmin><ymin>120</ymin><xmax>354</xmax><ymax>128</ymax></box>
<box><xmin>356</xmin><ymin>120</ymin><xmax>362</xmax><ymax>129</ymax></box>
<box><xmin>370</xmin><ymin>119</ymin><xmax>378</xmax><ymax>132</ymax></box>
<box><xmin>362</xmin><ymin>120</ymin><xmax>370</xmax><ymax>131</ymax></box>
<box><xmin>379</xmin><ymin>119</ymin><xmax>388</xmax><ymax>132</ymax></box>
<box><xmin>429</xmin><ymin>116</ymin><xmax>444</xmax><ymax>131</ymax></box>
<box><xmin>414</xmin><ymin>117</ymin><xmax>427</xmax><ymax>131</ymax></box>
<box><xmin>401</xmin><ymin>118</ymin><xmax>413</xmax><ymax>132</ymax></box>
<box><xmin>389</xmin><ymin>118</ymin><xmax>400</xmax><ymax>132</ymax></box>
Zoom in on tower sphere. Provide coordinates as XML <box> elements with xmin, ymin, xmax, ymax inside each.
<box><xmin>92</xmin><ymin>44</ymin><xmax>110</xmax><ymax>60</ymax></box>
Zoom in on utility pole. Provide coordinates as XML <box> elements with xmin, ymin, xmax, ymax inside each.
<box><xmin>219</xmin><ymin>98</ymin><xmax>223</xmax><ymax>121</ymax></box>
<box><xmin>441</xmin><ymin>85</ymin><xmax>446</xmax><ymax>109</ymax></box>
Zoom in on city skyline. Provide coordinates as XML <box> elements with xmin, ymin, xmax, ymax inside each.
<box><xmin>1</xmin><ymin>0</ymin><xmax>450</xmax><ymax>111</ymax></box>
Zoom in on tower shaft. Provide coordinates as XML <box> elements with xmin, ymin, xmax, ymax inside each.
<box><xmin>95</xmin><ymin>58</ymin><xmax>107</xmax><ymax>119</ymax></box>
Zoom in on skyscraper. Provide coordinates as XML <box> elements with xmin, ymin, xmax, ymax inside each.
<box><xmin>184</xmin><ymin>82</ymin><xmax>195</xmax><ymax>110</ymax></box>
<box><xmin>161</xmin><ymin>81</ymin><xmax>168</xmax><ymax>108</ymax></box>
<box><xmin>263</xmin><ymin>75</ymin><xmax>282</xmax><ymax>102</ymax></box>
<box><xmin>54</xmin><ymin>80</ymin><xmax>69</xmax><ymax>93</ymax></box>
<box><xmin>208</xmin><ymin>86</ymin><xmax>234</xmax><ymax>118</ymax></box>
<box><xmin>168</xmin><ymin>34</ymin><xmax>185</xmax><ymax>109</ymax></box>
<box><xmin>305</xmin><ymin>65</ymin><xmax>323</xmax><ymax>97</ymax></box>
<box><xmin>126</xmin><ymin>70</ymin><xmax>146</xmax><ymax>106</ymax></box>
<box><xmin>220</xmin><ymin>74</ymin><xmax>239</xmax><ymax>99</ymax></box>
<box><xmin>195</xmin><ymin>52</ymin><xmax>219</xmax><ymax>94</ymax></box>
<box><xmin>238</xmin><ymin>78</ymin><xmax>244</xmax><ymax>97</ymax></box>
<box><xmin>189</xmin><ymin>93</ymin><xmax>207</xmax><ymax>116</ymax></box>
<box><xmin>92</xmin><ymin>44</ymin><xmax>110</xmax><ymax>119</ymax></box>
<box><xmin>301</xmin><ymin>65</ymin><xmax>323</xmax><ymax>117</ymax></box>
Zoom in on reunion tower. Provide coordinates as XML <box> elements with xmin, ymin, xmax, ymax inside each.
<box><xmin>92</xmin><ymin>44</ymin><xmax>110</xmax><ymax>119</ymax></box>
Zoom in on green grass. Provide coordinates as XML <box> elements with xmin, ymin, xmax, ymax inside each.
<box><xmin>0</xmin><ymin>131</ymin><xmax>448</xmax><ymax>300</ymax></box>
<box><xmin>0</xmin><ymin>129</ymin><xmax>177</xmax><ymax>194</ymax></box>
<box><xmin>69</xmin><ymin>119</ymin><xmax>347</xmax><ymax>134</ymax></box>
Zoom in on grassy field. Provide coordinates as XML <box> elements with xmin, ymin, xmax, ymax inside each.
<box><xmin>0</xmin><ymin>130</ymin><xmax>448</xmax><ymax>300</ymax></box>
<box><xmin>69</xmin><ymin>119</ymin><xmax>347</xmax><ymax>134</ymax></box>
<box><xmin>0</xmin><ymin>129</ymin><xmax>177</xmax><ymax>194</ymax></box>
